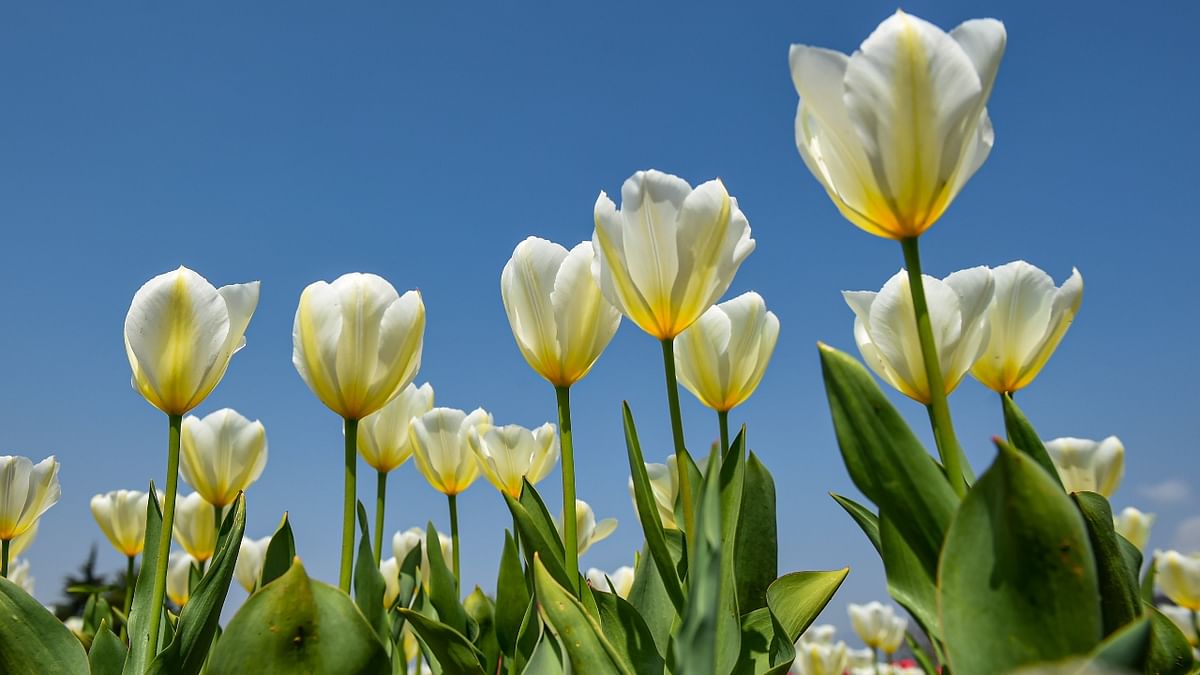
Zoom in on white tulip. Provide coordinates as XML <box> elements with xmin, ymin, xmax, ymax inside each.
<box><xmin>180</xmin><ymin>408</ymin><xmax>268</xmax><ymax>508</ymax></box>
<box><xmin>410</xmin><ymin>407</ymin><xmax>492</xmax><ymax>496</ymax></box>
<box><xmin>1113</xmin><ymin>507</ymin><xmax>1155</xmax><ymax>552</ymax></box>
<box><xmin>797</xmin><ymin>624</ymin><xmax>837</xmax><ymax>646</ymax></box>
<box><xmin>1156</xmin><ymin>550</ymin><xmax>1200</xmax><ymax>610</ymax></box>
<box><xmin>793</xmin><ymin>640</ymin><xmax>849</xmax><ymax>675</ymax></box>
<box><xmin>674</xmin><ymin>292</ymin><xmax>780</xmax><ymax>412</ymax></box>
<box><xmin>392</xmin><ymin>526</ymin><xmax>454</xmax><ymax>584</ymax></box>
<box><xmin>628</xmin><ymin>455</ymin><xmax>682</xmax><ymax>530</ymax></box>
<box><xmin>1044</xmin><ymin>436</ymin><xmax>1124</xmax><ymax>497</ymax></box>
<box><xmin>234</xmin><ymin>536</ymin><xmax>271</xmax><ymax>593</ymax></box>
<box><xmin>469</xmin><ymin>423</ymin><xmax>559</xmax><ymax>498</ymax></box>
<box><xmin>125</xmin><ymin>266</ymin><xmax>259</xmax><ymax>416</ymax></box>
<box><xmin>293</xmin><ymin>273</ymin><xmax>425</xmax><ymax>421</ymax></box>
<box><xmin>172</xmin><ymin>493</ymin><xmax>219</xmax><ymax>562</ymax></box>
<box><xmin>844</xmin><ymin>267</ymin><xmax>994</xmax><ymax>403</ymax></box>
<box><xmin>0</xmin><ymin>455</ymin><xmax>61</xmax><ymax>542</ymax></box>
<box><xmin>501</xmin><ymin>237</ymin><xmax>622</xmax><ymax>386</ymax></box>
<box><xmin>789</xmin><ymin>11</ymin><xmax>1005</xmax><ymax>239</ymax></box>
<box><xmin>8</xmin><ymin>521</ymin><xmax>37</xmax><ymax>558</ymax></box>
<box><xmin>8</xmin><ymin>558</ymin><xmax>34</xmax><ymax>595</ymax></box>
<box><xmin>846</xmin><ymin>647</ymin><xmax>874</xmax><ymax>669</ymax></box>
<box><xmin>63</xmin><ymin>616</ymin><xmax>84</xmax><ymax>637</ymax></box>
<box><xmin>848</xmin><ymin>601</ymin><xmax>908</xmax><ymax>654</ymax></box>
<box><xmin>166</xmin><ymin>552</ymin><xmax>195</xmax><ymax>607</ymax></box>
<box><xmin>558</xmin><ymin>500</ymin><xmax>616</xmax><ymax>556</ymax></box>
<box><xmin>971</xmin><ymin>262</ymin><xmax>1083</xmax><ymax>393</ymax></box>
<box><xmin>90</xmin><ymin>490</ymin><xmax>154</xmax><ymax>557</ymax></box>
<box><xmin>592</xmin><ymin>169</ymin><xmax>755</xmax><ymax>340</ymax></box>
<box><xmin>586</xmin><ymin>566</ymin><xmax>635</xmax><ymax>598</ymax></box>
<box><xmin>358</xmin><ymin>383</ymin><xmax>435</xmax><ymax>473</ymax></box>
<box><xmin>380</xmin><ymin>556</ymin><xmax>401</xmax><ymax>608</ymax></box>
<box><xmin>1157</xmin><ymin>604</ymin><xmax>1197</xmax><ymax>646</ymax></box>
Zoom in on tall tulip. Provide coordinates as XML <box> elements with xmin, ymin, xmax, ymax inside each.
<box><xmin>1044</xmin><ymin>436</ymin><xmax>1124</xmax><ymax>497</ymax></box>
<box><xmin>0</xmin><ymin>455</ymin><xmax>61</xmax><ymax>577</ymax></box>
<box><xmin>1156</xmin><ymin>551</ymin><xmax>1200</xmax><ymax>611</ymax></box>
<box><xmin>971</xmin><ymin>262</ymin><xmax>1084</xmax><ymax>395</ymax></box>
<box><xmin>357</xmin><ymin>382</ymin><xmax>434</xmax><ymax>563</ymax></box>
<box><xmin>674</xmin><ymin>292</ymin><xmax>780</xmax><ymax>450</ymax></box>
<box><xmin>91</xmin><ymin>488</ymin><xmax>154</xmax><ymax>634</ymax></box>
<box><xmin>166</xmin><ymin>552</ymin><xmax>195</xmax><ymax>607</ymax></box>
<box><xmin>593</xmin><ymin>168</ymin><xmax>755</xmax><ymax>546</ymax></box>
<box><xmin>848</xmin><ymin>601</ymin><xmax>908</xmax><ymax>656</ymax></box>
<box><xmin>469</xmin><ymin>423</ymin><xmax>559</xmax><ymax>499</ymax></box>
<box><xmin>501</xmin><ymin>236</ymin><xmax>621</xmax><ymax>595</ymax></box>
<box><xmin>790</xmin><ymin>11</ymin><xmax>1006</xmax><ymax>497</ymax></box>
<box><xmin>557</xmin><ymin>499</ymin><xmax>616</xmax><ymax>556</ymax></box>
<box><xmin>125</xmin><ymin>266</ymin><xmax>259</xmax><ymax>649</ymax></box>
<box><xmin>292</xmin><ymin>272</ymin><xmax>425</xmax><ymax>592</ymax></box>
<box><xmin>410</xmin><ymin>407</ymin><xmax>492</xmax><ymax>587</ymax></box>
<box><xmin>172</xmin><ymin>492</ymin><xmax>218</xmax><ymax>566</ymax></box>
<box><xmin>1113</xmin><ymin>507</ymin><xmax>1154</xmax><ymax>552</ymax></box>
<box><xmin>234</xmin><ymin>536</ymin><xmax>271</xmax><ymax>593</ymax></box>
<box><xmin>180</xmin><ymin>408</ymin><xmax>268</xmax><ymax>513</ymax></box>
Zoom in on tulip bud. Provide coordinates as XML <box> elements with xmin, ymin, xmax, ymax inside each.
<box><xmin>1157</xmin><ymin>603</ymin><xmax>1198</xmax><ymax>646</ymax></box>
<box><xmin>380</xmin><ymin>556</ymin><xmax>401</xmax><ymax>607</ymax></box>
<box><xmin>392</xmin><ymin>526</ymin><xmax>453</xmax><ymax>585</ymax></box>
<box><xmin>1113</xmin><ymin>507</ymin><xmax>1155</xmax><ymax>552</ymax></box>
<box><xmin>469</xmin><ymin>423</ymin><xmax>559</xmax><ymax>499</ymax></box>
<box><xmin>180</xmin><ymin>409</ymin><xmax>268</xmax><ymax>508</ymax></box>
<box><xmin>358</xmin><ymin>383</ymin><xmax>434</xmax><ymax>473</ymax></box>
<box><xmin>172</xmin><ymin>493</ymin><xmax>219</xmax><ymax>562</ymax></box>
<box><xmin>846</xmin><ymin>647</ymin><xmax>874</xmax><ymax>670</ymax></box>
<box><xmin>674</xmin><ymin>292</ymin><xmax>780</xmax><ymax>412</ymax></box>
<box><xmin>8</xmin><ymin>558</ymin><xmax>34</xmax><ymax>595</ymax></box>
<box><xmin>501</xmin><ymin>238</ymin><xmax>622</xmax><ymax>387</ymax></box>
<box><xmin>0</xmin><ymin>455</ymin><xmax>61</xmax><ymax>542</ymax></box>
<box><xmin>848</xmin><ymin>601</ymin><xmax>908</xmax><ymax>654</ymax></box>
<box><xmin>1044</xmin><ymin>436</ymin><xmax>1125</xmax><ymax>498</ymax></box>
<box><xmin>790</xmin><ymin>11</ymin><xmax>1006</xmax><ymax>239</ymax></box>
<box><xmin>292</xmin><ymin>273</ymin><xmax>425</xmax><ymax>421</ymax></box>
<box><xmin>1156</xmin><ymin>550</ymin><xmax>1200</xmax><ymax>610</ymax></box>
<box><xmin>557</xmin><ymin>499</ymin><xmax>616</xmax><ymax>556</ymax></box>
<box><xmin>234</xmin><ymin>536</ymin><xmax>271</xmax><ymax>593</ymax></box>
<box><xmin>844</xmin><ymin>268</ymin><xmax>994</xmax><ymax>403</ymax></box>
<box><xmin>592</xmin><ymin>170</ymin><xmax>755</xmax><ymax>340</ymax></box>
<box><xmin>585</xmin><ymin>566</ymin><xmax>634</xmax><ymax>598</ymax></box>
<box><xmin>124</xmin><ymin>267</ymin><xmax>259</xmax><ymax>416</ymax></box>
<box><xmin>410</xmin><ymin>407</ymin><xmax>492</xmax><ymax>496</ymax></box>
<box><xmin>628</xmin><ymin>455</ymin><xmax>683</xmax><ymax>530</ymax></box>
<box><xmin>166</xmin><ymin>552</ymin><xmax>195</xmax><ymax>607</ymax></box>
<box><xmin>90</xmin><ymin>489</ymin><xmax>155</xmax><ymax>557</ymax></box>
<box><xmin>797</xmin><ymin>624</ymin><xmax>837</xmax><ymax>646</ymax></box>
<box><xmin>970</xmin><ymin>262</ymin><xmax>1083</xmax><ymax>393</ymax></box>
<box><xmin>792</xmin><ymin>640</ymin><xmax>849</xmax><ymax>675</ymax></box>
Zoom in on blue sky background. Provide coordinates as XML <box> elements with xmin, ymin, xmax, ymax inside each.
<box><xmin>2</xmin><ymin>0</ymin><xmax>1198</xmax><ymax>640</ymax></box>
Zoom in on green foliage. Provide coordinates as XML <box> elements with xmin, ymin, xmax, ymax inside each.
<box><xmin>399</xmin><ymin>608</ymin><xmax>486</xmax><ymax>675</ymax></box>
<box><xmin>260</xmin><ymin>512</ymin><xmax>296</xmax><ymax>589</ymax></box>
<box><xmin>532</xmin><ymin>555</ymin><xmax>631</xmax><ymax>674</ymax></box>
<box><xmin>354</xmin><ymin>502</ymin><xmax>389</xmax><ymax>646</ymax></box>
<box><xmin>1074</xmin><ymin>491</ymin><xmax>1142</xmax><ymax>635</ymax></box>
<box><xmin>0</xmin><ymin>575</ymin><xmax>90</xmax><ymax>674</ymax></box>
<box><xmin>672</xmin><ymin>449</ymin><xmax>725</xmax><ymax>675</ymax></box>
<box><xmin>89</xmin><ymin>620</ymin><xmax>127</xmax><ymax>675</ymax></box>
<box><xmin>123</xmin><ymin>483</ymin><xmax>164</xmax><ymax>675</ymax></box>
<box><xmin>734</xmin><ymin>451</ymin><xmax>777</xmax><ymax>614</ymax></box>
<box><xmin>495</xmin><ymin>531</ymin><xmax>529</xmax><ymax>659</ymax></box>
<box><xmin>1001</xmin><ymin>394</ymin><xmax>1063</xmax><ymax>488</ymax></box>
<box><xmin>829</xmin><ymin>493</ymin><xmax>880</xmax><ymax>554</ymax></box>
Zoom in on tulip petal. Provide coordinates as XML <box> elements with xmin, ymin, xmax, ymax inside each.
<box><xmin>620</xmin><ymin>171</ymin><xmax>689</xmax><ymax>336</ymax></box>
<box><xmin>550</xmin><ymin>242</ymin><xmax>620</xmax><ymax>385</ymax></box>
<box><xmin>674</xmin><ymin>183</ymin><xmax>755</xmax><ymax>337</ymax></box>
<box><xmin>503</xmin><ymin>238</ymin><xmax>568</xmax><ymax>381</ymax></box>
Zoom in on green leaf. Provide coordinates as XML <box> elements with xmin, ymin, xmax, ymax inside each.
<box><xmin>717</xmin><ymin>429</ymin><xmax>747</xmax><ymax>675</ymax></box>
<box><xmin>398</xmin><ymin>609</ymin><xmax>487</xmax><ymax>675</ymax></box>
<box><xmin>622</xmin><ymin>402</ymin><xmax>686</xmax><ymax>613</ymax></box>
<box><xmin>1148</xmin><ymin>603</ymin><xmax>1196</xmax><ymax>675</ymax></box>
<box><xmin>354</xmin><ymin>502</ymin><xmax>389</xmax><ymax>646</ymax></box>
<box><xmin>830</xmin><ymin>493</ymin><xmax>881</xmax><ymax>555</ymax></box>
<box><xmin>512</xmin><ymin>598</ymin><xmax>542</xmax><ymax>674</ymax></box>
<box><xmin>504</xmin><ymin>492</ymin><xmax>573</xmax><ymax>593</ymax></box>
<box><xmin>734</xmin><ymin>450</ymin><xmax>777</xmax><ymax>615</ymax></box>
<box><xmin>593</xmin><ymin>586</ymin><xmax>665</xmax><ymax>675</ymax></box>
<box><xmin>1141</xmin><ymin>552</ymin><xmax>1158</xmax><ymax>603</ymax></box>
<box><xmin>260</xmin><ymin>511</ymin><xmax>296</xmax><ymax>589</ymax></box>
<box><xmin>939</xmin><ymin>442</ymin><xmax>1102</xmax><ymax>674</ymax></box>
<box><xmin>83</xmin><ymin>592</ymin><xmax>114</xmax><ymax>636</ymax></box>
<box><xmin>523</xmin><ymin>633</ymin><xmax>565</xmax><ymax>674</ymax></box>
<box><xmin>1073</xmin><ymin>491</ymin><xmax>1141</xmax><ymax>635</ymax></box>
<box><xmin>625</xmin><ymin>537</ymin><xmax>681</xmax><ymax>657</ymax></box>
<box><xmin>0</xmin><ymin>575</ymin><xmax>90</xmax><ymax>674</ymax></box>
<box><xmin>424</xmin><ymin>521</ymin><xmax>468</xmax><ymax>635</ymax></box>
<box><xmin>1090</xmin><ymin>615</ymin><xmax>1152</xmax><ymax>669</ymax></box>
<box><xmin>1001</xmin><ymin>394</ymin><xmax>1063</xmax><ymax>488</ymax></box>
<box><xmin>672</xmin><ymin>450</ymin><xmax>724</xmax><ymax>675</ymax></box>
<box><xmin>148</xmin><ymin>493</ymin><xmax>247</xmax><ymax>675</ymax></box>
<box><xmin>732</xmin><ymin>608</ymin><xmax>795</xmax><ymax>675</ymax></box>
<box><xmin>123</xmin><ymin>484</ymin><xmax>164</xmax><ymax>675</ymax></box>
<box><xmin>208</xmin><ymin>558</ymin><xmax>390</xmax><ymax>674</ymax></box>
<box><xmin>464</xmin><ymin>587</ymin><xmax>501</xmax><ymax>673</ymax></box>
<box><xmin>879</xmin><ymin>512</ymin><xmax>939</xmax><ymax>640</ymax></box>
<box><xmin>496</xmin><ymin>531</ymin><xmax>530</xmax><ymax>658</ymax></box>
<box><xmin>89</xmin><ymin>620</ymin><xmax>128</xmax><ymax>675</ymax></box>
<box><xmin>533</xmin><ymin>555</ymin><xmax>631</xmax><ymax>675</ymax></box>
<box><xmin>764</xmin><ymin>568</ymin><xmax>849</xmax><ymax>643</ymax></box>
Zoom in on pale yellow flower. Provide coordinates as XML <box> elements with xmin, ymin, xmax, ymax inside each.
<box><xmin>172</xmin><ymin>493</ymin><xmax>219</xmax><ymax>562</ymax></box>
<box><xmin>410</xmin><ymin>407</ymin><xmax>492</xmax><ymax>496</ymax></box>
<box><xmin>586</xmin><ymin>566</ymin><xmax>634</xmax><ymax>598</ymax></box>
<box><xmin>1157</xmin><ymin>550</ymin><xmax>1200</xmax><ymax>610</ymax></box>
<box><xmin>1044</xmin><ymin>436</ymin><xmax>1124</xmax><ymax>497</ymax></box>
<box><xmin>357</xmin><ymin>383</ymin><xmax>434</xmax><ymax>473</ymax></box>
<box><xmin>181</xmin><ymin>408</ymin><xmax>267</xmax><ymax>508</ymax></box>
<box><xmin>234</xmin><ymin>536</ymin><xmax>271</xmax><ymax>593</ymax></box>
<box><xmin>90</xmin><ymin>489</ymin><xmax>155</xmax><ymax>557</ymax></box>
<box><xmin>0</xmin><ymin>455</ymin><xmax>61</xmax><ymax>541</ymax></box>
<box><xmin>469</xmin><ymin>423</ymin><xmax>559</xmax><ymax>498</ymax></box>
<box><xmin>166</xmin><ymin>552</ymin><xmax>195</xmax><ymax>606</ymax></box>
<box><xmin>674</xmin><ymin>292</ymin><xmax>779</xmax><ymax>411</ymax></box>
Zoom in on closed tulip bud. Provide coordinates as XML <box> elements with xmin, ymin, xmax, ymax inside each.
<box><xmin>469</xmin><ymin>423</ymin><xmax>559</xmax><ymax>498</ymax></box>
<box><xmin>1044</xmin><ymin>436</ymin><xmax>1125</xmax><ymax>497</ymax></box>
<box><xmin>357</xmin><ymin>383</ymin><xmax>434</xmax><ymax>473</ymax></box>
<box><xmin>797</xmin><ymin>624</ymin><xmax>837</xmax><ymax>646</ymax></box>
<box><xmin>180</xmin><ymin>409</ymin><xmax>268</xmax><ymax>508</ymax></box>
<box><xmin>172</xmin><ymin>493</ymin><xmax>219</xmax><ymax>562</ymax></box>
<box><xmin>234</xmin><ymin>536</ymin><xmax>271</xmax><ymax>593</ymax></box>
<box><xmin>592</xmin><ymin>170</ymin><xmax>755</xmax><ymax>340</ymax></box>
<box><xmin>1113</xmin><ymin>507</ymin><xmax>1155</xmax><ymax>552</ymax></box>
<box><xmin>501</xmin><ymin>238</ymin><xmax>622</xmax><ymax>387</ymax></box>
<box><xmin>789</xmin><ymin>11</ymin><xmax>1005</xmax><ymax>239</ymax></box>
<box><xmin>90</xmin><ymin>490</ymin><xmax>155</xmax><ymax>557</ymax></box>
<box><xmin>292</xmin><ymin>273</ymin><xmax>425</xmax><ymax>421</ymax></box>
<box><xmin>0</xmin><ymin>455</ymin><xmax>61</xmax><ymax>542</ymax></box>
<box><xmin>392</xmin><ymin>526</ymin><xmax>453</xmax><ymax>584</ymax></box>
<box><xmin>674</xmin><ymin>292</ymin><xmax>780</xmax><ymax>411</ymax></box>
<box><xmin>848</xmin><ymin>601</ymin><xmax>908</xmax><ymax>654</ymax></box>
<box><xmin>1157</xmin><ymin>604</ymin><xmax>1198</xmax><ymax>646</ymax></box>
<box><xmin>970</xmin><ymin>262</ymin><xmax>1084</xmax><ymax>393</ymax></box>
<box><xmin>557</xmin><ymin>499</ymin><xmax>616</xmax><ymax>556</ymax></box>
<box><xmin>166</xmin><ymin>552</ymin><xmax>195</xmax><ymax>607</ymax></box>
<box><xmin>793</xmin><ymin>641</ymin><xmax>848</xmax><ymax>675</ymax></box>
<box><xmin>585</xmin><ymin>566</ymin><xmax>634</xmax><ymax>598</ymax></box>
<box><xmin>844</xmin><ymin>268</ymin><xmax>994</xmax><ymax>403</ymax></box>
<box><xmin>124</xmin><ymin>267</ymin><xmax>259</xmax><ymax>416</ymax></box>
<box><xmin>628</xmin><ymin>455</ymin><xmax>682</xmax><ymax>529</ymax></box>
<box><xmin>1156</xmin><ymin>550</ymin><xmax>1200</xmax><ymax>610</ymax></box>
<box><xmin>410</xmin><ymin>407</ymin><xmax>492</xmax><ymax>496</ymax></box>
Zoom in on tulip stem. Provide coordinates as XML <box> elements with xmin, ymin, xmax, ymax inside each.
<box><xmin>555</xmin><ymin>385</ymin><xmax>580</xmax><ymax>597</ymax></box>
<box><xmin>900</xmin><ymin>237</ymin><xmax>969</xmax><ymax>498</ymax></box>
<box><xmin>147</xmin><ymin>413</ymin><xmax>183</xmax><ymax>658</ymax></box>
<box><xmin>717</xmin><ymin>410</ymin><xmax>730</xmax><ymax>456</ymax></box>
<box><xmin>660</xmin><ymin>339</ymin><xmax>697</xmax><ymax>550</ymax></box>
<box><xmin>448</xmin><ymin>494</ymin><xmax>460</xmax><ymax>593</ymax></box>
<box><xmin>339</xmin><ymin>417</ymin><xmax>359</xmax><ymax>593</ymax></box>
<box><xmin>1</xmin><ymin>539</ymin><xmax>8</xmax><ymax>578</ymax></box>
<box><xmin>122</xmin><ymin>555</ymin><xmax>135</xmax><ymax>641</ymax></box>
<box><xmin>374</xmin><ymin>470</ymin><xmax>387</xmax><ymax>567</ymax></box>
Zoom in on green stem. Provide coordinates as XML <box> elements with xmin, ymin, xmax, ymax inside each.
<box><xmin>900</xmin><ymin>237</ymin><xmax>969</xmax><ymax>497</ymax></box>
<box><xmin>511</xmin><ymin>513</ymin><xmax>521</xmax><ymax>560</ymax></box>
<box><xmin>122</xmin><ymin>555</ymin><xmax>135</xmax><ymax>641</ymax></box>
<box><xmin>374</xmin><ymin>470</ymin><xmax>387</xmax><ymax>567</ymax></box>
<box><xmin>147</xmin><ymin>413</ymin><xmax>183</xmax><ymax>658</ymax></box>
<box><xmin>554</xmin><ymin>385</ymin><xmax>580</xmax><ymax>596</ymax></box>
<box><xmin>1</xmin><ymin>538</ymin><xmax>9</xmax><ymax>578</ymax></box>
<box><xmin>448</xmin><ymin>494</ymin><xmax>460</xmax><ymax>594</ymax></box>
<box><xmin>340</xmin><ymin>418</ymin><xmax>359</xmax><ymax>593</ymax></box>
<box><xmin>660</xmin><ymin>338</ymin><xmax>696</xmax><ymax>549</ymax></box>
<box><xmin>718</xmin><ymin>410</ymin><xmax>730</xmax><ymax>456</ymax></box>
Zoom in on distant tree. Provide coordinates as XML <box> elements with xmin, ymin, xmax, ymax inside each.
<box><xmin>54</xmin><ymin>545</ymin><xmax>130</xmax><ymax>621</ymax></box>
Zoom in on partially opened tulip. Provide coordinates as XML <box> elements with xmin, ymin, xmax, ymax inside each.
<box><xmin>1044</xmin><ymin>436</ymin><xmax>1125</xmax><ymax>497</ymax></box>
<box><xmin>166</xmin><ymin>552</ymin><xmax>195</xmax><ymax>607</ymax></box>
<box><xmin>1156</xmin><ymin>550</ymin><xmax>1200</xmax><ymax>610</ymax></box>
<box><xmin>125</xmin><ymin>266</ymin><xmax>259</xmax><ymax>647</ymax></box>
<box><xmin>181</xmin><ymin>408</ymin><xmax>268</xmax><ymax>509</ymax></box>
<box><xmin>971</xmin><ymin>262</ymin><xmax>1083</xmax><ymax>394</ymax></box>
<box><xmin>91</xmin><ymin>488</ymin><xmax>154</xmax><ymax>630</ymax></box>
<box><xmin>393</xmin><ymin>525</ymin><xmax>454</xmax><ymax>588</ymax></box>
<box><xmin>848</xmin><ymin>601</ymin><xmax>908</xmax><ymax>655</ymax></box>
<box><xmin>292</xmin><ymin>272</ymin><xmax>425</xmax><ymax>592</ymax></box>
<box><xmin>380</xmin><ymin>557</ymin><xmax>401</xmax><ymax>607</ymax></box>
<box><xmin>793</xmin><ymin>641</ymin><xmax>849</xmax><ymax>675</ymax></box>
<box><xmin>234</xmin><ymin>536</ymin><xmax>271</xmax><ymax>593</ymax></box>
<box><xmin>558</xmin><ymin>499</ymin><xmax>616</xmax><ymax>556</ymax></box>
<box><xmin>1113</xmin><ymin>507</ymin><xmax>1154</xmax><ymax>552</ymax></box>
<box><xmin>172</xmin><ymin>492</ymin><xmax>218</xmax><ymax>564</ymax></box>
<box><xmin>469</xmin><ymin>422</ymin><xmax>559</xmax><ymax>499</ymax></box>
<box><xmin>586</xmin><ymin>566</ymin><xmax>634</xmax><ymax>598</ymax></box>
<box><xmin>0</xmin><ymin>455</ymin><xmax>61</xmax><ymax>577</ymax></box>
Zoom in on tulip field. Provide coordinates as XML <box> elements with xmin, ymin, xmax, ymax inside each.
<box><xmin>3</xmin><ymin>8</ymin><xmax>1200</xmax><ymax>675</ymax></box>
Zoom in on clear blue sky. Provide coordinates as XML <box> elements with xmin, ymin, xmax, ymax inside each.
<box><xmin>2</xmin><ymin>0</ymin><xmax>1197</xmax><ymax>635</ymax></box>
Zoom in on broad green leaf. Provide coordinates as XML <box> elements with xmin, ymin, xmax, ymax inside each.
<box><xmin>732</xmin><ymin>608</ymin><xmax>795</xmax><ymax>675</ymax></box>
<box><xmin>879</xmin><ymin>512</ymin><xmax>939</xmax><ymax>640</ymax></box>
<box><xmin>625</xmin><ymin>537</ymin><xmax>680</xmax><ymax>656</ymax></box>
<box><xmin>764</xmin><ymin>568</ymin><xmax>849</xmax><ymax>643</ymax></box>
<box><xmin>905</xmin><ymin>633</ymin><xmax>938</xmax><ymax>675</ymax></box>
<box><xmin>496</xmin><ymin>531</ymin><xmax>530</xmax><ymax>658</ymax></box>
<box><xmin>1146</xmin><ymin>604</ymin><xmax>1196</xmax><ymax>675</ymax></box>
<box><xmin>397</xmin><ymin>609</ymin><xmax>486</xmax><ymax>675</ymax></box>
<box><xmin>533</xmin><ymin>555</ymin><xmax>631</xmax><ymax>674</ymax></box>
<box><xmin>830</xmin><ymin>493</ymin><xmax>881</xmax><ymax>554</ymax></box>
<box><xmin>89</xmin><ymin>620</ymin><xmax>127</xmax><ymax>675</ymax></box>
<box><xmin>672</xmin><ymin>450</ymin><xmax>724</xmax><ymax>675</ymax></box>
<box><xmin>593</xmin><ymin>586</ymin><xmax>665</xmax><ymax>675</ymax></box>
<box><xmin>1089</xmin><ymin>615</ymin><xmax>1151</xmax><ymax>669</ymax></box>
<box><xmin>464</xmin><ymin>587</ymin><xmax>501</xmax><ymax>673</ymax></box>
<box><xmin>734</xmin><ymin>451</ymin><xmax>777</xmax><ymax>614</ymax></box>
<box><xmin>1001</xmin><ymin>394</ymin><xmax>1063</xmax><ymax>488</ymax></box>
<box><xmin>504</xmin><ymin>493</ymin><xmax>574</xmax><ymax>593</ymax></box>
<box><xmin>523</xmin><ymin>633</ymin><xmax>564</xmax><ymax>675</ymax></box>
<box><xmin>354</xmin><ymin>502</ymin><xmax>389</xmax><ymax>645</ymax></box>
<box><xmin>260</xmin><ymin>512</ymin><xmax>296</xmax><ymax>589</ymax></box>
<box><xmin>0</xmin><ymin>575</ymin><xmax>90</xmax><ymax>674</ymax></box>
<box><xmin>518</xmin><ymin>479</ymin><xmax>566</xmax><ymax>565</ymax></box>
<box><xmin>1073</xmin><ymin>492</ymin><xmax>1141</xmax><ymax>635</ymax></box>
<box><xmin>424</xmin><ymin>521</ymin><xmax>468</xmax><ymax>635</ymax></box>
<box><xmin>83</xmin><ymin>592</ymin><xmax>114</xmax><ymax>636</ymax></box>
<box><xmin>123</xmin><ymin>483</ymin><xmax>164</xmax><ymax>675</ymax></box>
<box><xmin>717</xmin><ymin>429</ymin><xmax>747</xmax><ymax>675</ymax></box>
<box><xmin>939</xmin><ymin>442</ymin><xmax>1102</xmax><ymax>674</ymax></box>
<box><xmin>208</xmin><ymin>558</ymin><xmax>390</xmax><ymax>674</ymax></box>
<box><xmin>512</xmin><ymin>598</ymin><xmax>542</xmax><ymax>674</ymax></box>
<box><xmin>1141</xmin><ymin>552</ymin><xmax>1158</xmax><ymax>604</ymax></box>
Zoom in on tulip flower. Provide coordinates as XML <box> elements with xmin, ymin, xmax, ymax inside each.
<box><xmin>358</xmin><ymin>382</ymin><xmax>435</xmax><ymax>563</ymax></box>
<box><xmin>380</xmin><ymin>557</ymin><xmax>401</xmax><ymax>607</ymax></box>
<box><xmin>166</xmin><ymin>552</ymin><xmax>196</xmax><ymax>607</ymax></box>
<box><xmin>0</xmin><ymin>455</ymin><xmax>61</xmax><ymax>577</ymax></box>
<box><xmin>792</xmin><ymin>641</ymin><xmax>848</xmax><ymax>675</ymax></box>
<box><xmin>674</xmin><ymin>292</ymin><xmax>780</xmax><ymax>450</ymax></box>
<box><xmin>557</xmin><ymin>499</ymin><xmax>616</xmax><ymax>556</ymax></box>
<box><xmin>797</xmin><ymin>624</ymin><xmax>837</xmax><ymax>646</ymax></box>
<box><xmin>125</xmin><ymin>266</ymin><xmax>259</xmax><ymax>649</ymax></box>
<box><xmin>628</xmin><ymin>455</ymin><xmax>682</xmax><ymax>530</ymax></box>
<box><xmin>234</xmin><ymin>536</ymin><xmax>271</xmax><ymax>593</ymax></box>
<box><xmin>848</xmin><ymin>601</ymin><xmax>908</xmax><ymax>654</ymax></box>
<box><xmin>1157</xmin><ymin>550</ymin><xmax>1200</xmax><ymax>610</ymax></box>
<box><xmin>392</xmin><ymin>525</ymin><xmax>453</xmax><ymax>588</ymax></box>
<box><xmin>63</xmin><ymin>616</ymin><xmax>85</xmax><ymax>638</ymax></box>
<box><xmin>971</xmin><ymin>262</ymin><xmax>1084</xmax><ymax>394</ymax></box>
<box><xmin>846</xmin><ymin>647</ymin><xmax>874</xmax><ymax>670</ymax></box>
<box><xmin>292</xmin><ymin>272</ymin><xmax>426</xmax><ymax>592</ymax></box>
<box><xmin>180</xmin><ymin>408</ymin><xmax>268</xmax><ymax>510</ymax></box>
<box><xmin>172</xmin><ymin>492</ymin><xmax>219</xmax><ymax>564</ymax></box>
<box><xmin>469</xmin><ymin>422</ymin><xmax>559</xmax><ymax>499</ymax></box>
<box><xmin>91</xmin><ymin>488</ymin><xmax>155</xmax><ymax>632</ymax></box>
<box><xmin>1113</xmin><ymin>507</ymin><xmax>1155</xmax><ymax>552</ymax></box>
<box><xmin>7</xmin><ymin>558</ymin><xmax>33</xmax><ymax>595</ymax></box>
<box><xmin>1158</xmin><ymin>604</ymin><xmax>1198</xmax><ymax>646</ymax></box>
<box><xmin>585</xmin><ymin>566</ymin><xmax>634</xmax><ymax>598</ymax></box>
<box><xmin>1044</xmin><ymin>436</ymin><xmax>1125</xmax><ymax>497</ymax></box>
<box><xmin>8</xmin><ymin>521</ymin><xmax>37</xmax><ymax>559</ymax></box>
<box><xmin>410</xmin><ymin>407</ymin><xmax>491</xmax><ymax>587</ymax></box>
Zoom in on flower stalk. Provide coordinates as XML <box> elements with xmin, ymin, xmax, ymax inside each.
<box><xmin>660</xmin><ymin>338</ymin><xmax>696</xmax><ymax>548</ymax></box>
<box><xmin>147</xmin><ymin>413</ymin><xmax>183</xmax><ymax>657</ymax></box>
<box><xmin>555</xmin><ymin>385</ymin><xmax>580</xmax><ymax>596</ymax></box>
<box><xmin>340</xmin><ymin>418</ymin><xmax>358</xmax><ymax>593</ymax></box>
<box><xmin>448</xmin><ymin>494</ymin><xmax>460</xmax><ymax>592</ymax></box>
<box><xmin>374</xmin><ymin>470</ymin><xmax>387</xmax><ymax>567</ymax></box>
